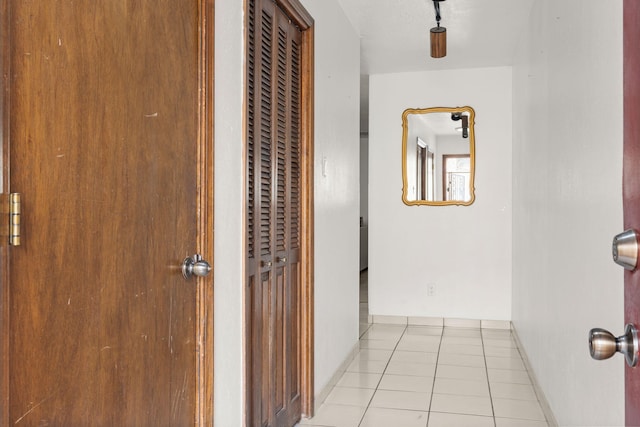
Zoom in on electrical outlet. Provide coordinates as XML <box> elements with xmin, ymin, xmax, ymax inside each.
<box><xmin>427</xmin><ymin>284</ymin><xmax>436</xmax><ymax>296</ymax></box>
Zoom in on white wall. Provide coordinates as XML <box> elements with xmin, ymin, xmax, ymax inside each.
<box><xmin>213</xmin><ymin>0</ymin><xmax>244</xmax><ymax>424</ymax></box>
<box><xmin>511</xmin><ymin>1</ymin><xmax>624</xmax><ymax>425</ymax></box>
<box><xmin>301</xmin><ymin>0</ymin><xmax>361</xmax><ymax>399</ymax></box>
<box><xmin>369</xmin><ymin>67</ymin><xmax>513</xmax><ymax>321</ymax></box>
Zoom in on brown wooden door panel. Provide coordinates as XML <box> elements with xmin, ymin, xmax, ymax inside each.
<box><xmin>1</xmin><ymin>1</ymin><xmax>214</xmax><ymax>425</ymax></box>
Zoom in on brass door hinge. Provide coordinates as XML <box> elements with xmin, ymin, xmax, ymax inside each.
<box><xmin>2</xmin><ymin>193</ymin><xmax>21</xmax><ymax>246</ymax></box>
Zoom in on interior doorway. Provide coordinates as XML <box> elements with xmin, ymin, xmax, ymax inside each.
<box><xmin>244</xmin><ymin>0</ymin><xmax>315</xmax><ymax>424</ymax></box>
<box><xmin>359</xmin><ymin>77</ymin><xmax>370</xmax><ymax>336</ymax></box>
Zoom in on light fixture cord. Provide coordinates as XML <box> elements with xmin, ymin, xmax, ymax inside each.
<box><xmin>433</xmin><ymin>0</ymin><xmax>442</xmax><ymax>25</ymax></box>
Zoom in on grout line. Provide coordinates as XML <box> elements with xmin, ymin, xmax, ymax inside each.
<box><xmin>425</xmin><ymin>325</ymin><xmax>444</xmax><ymax>427</ymax></box>
<box><xmin>480</xmin><ymin>329</ymin><xmax>498</xmax><ymax>427</ymax></box>
<box><xmin>356</xmin><ymin>323</ymin><xmax>408</xmax><ymax>427</ymax></box>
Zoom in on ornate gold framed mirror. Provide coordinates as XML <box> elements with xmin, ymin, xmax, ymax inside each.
<box><xmin>401</xmin><ymin>106</ymin><xmax>476</xmax><ymax>206</ymax></box>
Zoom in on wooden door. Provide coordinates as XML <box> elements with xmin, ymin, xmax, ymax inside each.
<box><xmin>0</xmin><ymin>1</ymin><xmax>214</xmax><ymax>425</ymax></box>
<box><xmin>625</xmin><ymin>1</ymin><xmax>640</xmax><ymax>425</ymax></box>
<box><xmin>245</xmin><ymin>0</ymin><xmax>313</xmax><ymax>426</ymax></box>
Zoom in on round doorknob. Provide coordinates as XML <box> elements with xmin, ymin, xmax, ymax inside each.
<box><xmin>182</xmin><ymin>254</ymin><xmax>212</xmax><ymax>279</ymax></box>
<box><xmin>589</xmin><ymin>324</ymin><xmax>639</xmax><ymax>367</ymax></box>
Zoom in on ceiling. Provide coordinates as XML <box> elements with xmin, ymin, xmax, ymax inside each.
<box><xmin>337</xmin><ymin>0</ymin><xmax>535</xmax><ymax>132</ymax></box>
<box><xmin>337</xmin><ymin>0</ymin><xmax>535</xmax><ymax>75</ymax></box>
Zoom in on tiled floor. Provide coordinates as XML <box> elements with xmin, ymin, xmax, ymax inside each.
<box><xmin>298</xmin><ymin>271</ymin><xmax>549</xmax><ymax>427</ymax></box>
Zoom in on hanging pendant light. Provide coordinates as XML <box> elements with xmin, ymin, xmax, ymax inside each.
<box><xmin>430</xmin><ymin>0</ymin><xmax>447</xmax><ymax>58</ymax></box>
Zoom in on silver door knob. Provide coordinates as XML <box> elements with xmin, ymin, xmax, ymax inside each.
<box><xmin>182</xmin><ymin>254</ymin><xmax>212</xmax><ymax>279</ymax></box>
<box><xmin>612</xmin><ymin>229</ymin><xmax>638</xmax><ymax>270</ymax></box>
<box><xmin>588</xmin><ymin>324</ymin><xmax>639</xmax><ymax>367</ymax></box>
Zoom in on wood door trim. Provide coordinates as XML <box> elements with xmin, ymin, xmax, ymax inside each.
<box><xmin>197</xmin><ymin>0</ymin><xmax>215</xmax><ymax>425</ymax></box>
<box><xmin>0</xmin><ymin>2</ymin><xmax>215</xmax><ymax>424</ymax></box>
<box><xmin>299</xmin><ymin>17</ymin><xmax>315</xmax><ymax>418</ymax></box>
<box><xmin>1</xmin><ymin>0</ymin><xmax>11</xmax><ymax>422</ymax></box>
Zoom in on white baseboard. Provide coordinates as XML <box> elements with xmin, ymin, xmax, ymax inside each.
<box><xmin>312</xmin><ymin>341</ymin><xmax>360</xmax><ymax>414</ymax></box>
<box><xmin>511</xmin><ymin>327</ymin><xmax>559</xmax><ymax>427</ymax></box>
<box><xmin>371</xmin><ymin>315</ymin><xmax>511</xmax><ymax>329</ymax></box>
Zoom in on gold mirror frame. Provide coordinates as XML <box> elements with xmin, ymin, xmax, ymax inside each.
<box><xmin>401</xmin><ymin>106</ymin><xmax>476</xmax><ymax>206</ymax></box>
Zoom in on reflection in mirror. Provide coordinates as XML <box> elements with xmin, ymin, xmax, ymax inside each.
<box><xmin>402</xmin><ymin>106</ymin><xmax>475</xmax><ymax>206</ymax></box>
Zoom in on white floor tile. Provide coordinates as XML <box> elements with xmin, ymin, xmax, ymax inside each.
<box><xmin>340</xmin><ymin>283</ymin><xmax>555</xmax><ymax>427</ymax></box>
<box><xmin>430</xmin><ymin>393</ymin><xmax>493</xmax><ymax>416</ymax></box>
<box><xmin>359</xmin><ymin>339</ymin><xmax>399</xmax><ymax>350</ymax></box>
<box><xmin>485</xmin><ymin>356</ymin><xmax>526</xmax><ymax>371</ymax></box>
<box><xmin>346</xmin><ymin>358</ymin><xmax>388</xmax><ymax>374</ymax></box>
<box><xmin>366</xmin><ymin>324</ymin><xmax>406</xmax><ymax>333</ymax></box>
<box><xmin>391</xmin><ymin>350</ymin><xmax>439</xmax><ymax>364</ymax></box>
<box><xmin>428</xmin><ymin>412</ymin><xmax>494</xmax><ymax>427</ymax></box>
<box><xmin>359</xmin><ymin>324</ymin><xmax>371</xmax><ymax>337</ymax></box>
<box><xmin>369</xmin><ymin>389</ymin><xmax>431</xmax><ymax>411</ymax></box>
<box><xmin>484</xmin><ymin>346</ymin><xmax>521</xmax><ymax>358</ymax></box>
<box><xmin>439</xmin><ymin>343</ymin><xmax>485</xmax><ymax>356</ymax></box>
<box><xmin>482</xmin><ymin>329</ymin><xmax>514</xmax><ymax>339</ymax></box>
<box><xmin>297</xmin><ymin>403</ymin><xmax>366</xmax><ymax>427</ymax></box>
<box><xmin>405</xmin><ymin>326</ymin><xmax>444</xmax><ymax>336</ymax></box>
<box><xmin>493</xmin><ymin>398</ymin><xmax>546</xmax><ymax>421</ymax></box>
<box><xmin>488</xmin><ymin>369</ymin><xmax>532</xmax><ymax>385</ymax></box>
<box><xmin>361</xmin><ymin>328</ymin><xmax>404</xmax><ymax>341</ymax></box>
<box><xmin>359</xmin><ymin>407</ymin><xmax>429</xmax><ymax>427</ymax></box>
<box><xmin>396</xmin><ymin>340</ymin><xmax>441</xmax><ymax>352</ymax></box>
<box><xmin>489</xmin><ymin>382</ymin><xmax>538</xmax><ymax>401</ymax></box>
<box><xmin>355</xmin><ymin>348</ymin><xmax>393</xmax><ymax>362</ymax></box>
<box><xmin>378</xmin><ymin>374</ymin><xmax>434</xmax><ymax>393</ymax></box>
<box><xmin>495</xmin><ymin>418</ymin><xmax>549</xmax><ymax>427</ymax></box>
<box><xmin>335</xmin><ymin>372</ymin><xmax>382</xmax><ymax>389</ymax></box>
<box><xmin>433</xmin><ymin>378</ymin><xmax>490</xmax><ymax>397</ymax></box>
<box><xmin>400</xmin><ymin>335</ymin><xmax>442</xmax><ymax>345</ymax></box>
<box><xmin>385</xmin><ymin>360</ymin><xmax>437</xmax><ymax>377</ymax></box>
<box><xmin>437</xmin><ymin>353</ymin><xmax>486</xmax><ymax>368</ymax></box>
<box><xmin>484</xmin><ymin>338</ymin><xmax>518</xmax><ymax>348</ymax></box>
<box><xmin>436</xmin><ymin>364</ymin><xmax>487</xmax><ymax>381</ymax></box>
<box><xmin>325</xmin><ymin>386</ymin><xmax>376</xmax><ymax>406</ymax></box>
<box><xmin>440</xmin><ymin>336</ymin><xmax>483</xmax><ymax>346</ymax></box>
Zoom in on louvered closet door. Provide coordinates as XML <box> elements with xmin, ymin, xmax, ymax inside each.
<box><xmin>246</xmin><ymin>0</ymin><xmax>303</xmax><ymax>426</ymax></box>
